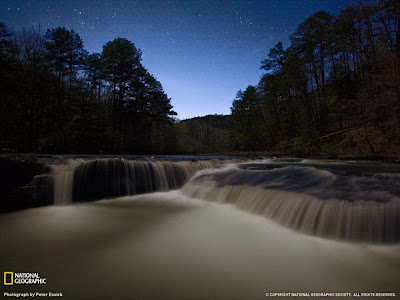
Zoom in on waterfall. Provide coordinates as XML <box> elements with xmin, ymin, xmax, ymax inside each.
<box><xmin>51</xmin><ymin>158</ymin><xmax>229</xmax><ymax>204</ymax></box>
<box><xmin>46</xmin><ymin>157</ymin><xmax>400</xmax><ymax>243</ymax></box>
<box><xmin>51</xmin><ymin>160</ymin><xmax>81</xmax><ymax>205</ymax></box>
<box><xmin>181</xmin><ymin>164</ymin><xmax>400</xmax><ymax>243</ymax></box>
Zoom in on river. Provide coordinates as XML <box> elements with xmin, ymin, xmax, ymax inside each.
<box><xmin>1</xmin><ymin>157</ymin><xmax>399</xmax><ymax>299</ymax></box>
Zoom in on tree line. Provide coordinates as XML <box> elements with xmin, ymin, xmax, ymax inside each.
<box><xmin>175</xmin><ymin>115</ymin><xmax>230</xmax><ymax>154</ymax></box>
<box><xmin>2</xmin><ymin>0</ymin><xmax>399</xmax><ymax>157</ymax></box>
<box><xmin>0</xmin><ymin>24</ymin><xmax>177</xmax><ymax>154</ymax></box>
<box><xmin>231</xmin><ymin>0</ymin><xmax>400</xmax><ymax>157</ymax></box>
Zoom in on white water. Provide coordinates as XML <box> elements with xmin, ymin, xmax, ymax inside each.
<box><xmin>0</xmin><ymin>192</ymin><xmax>399</xmax><ymax>299</ymax></box>
<box><xmin>181</xmin><ymin>162</ymin><xmax>400</xmax><ymax>243</ymax></box>
<box><xmin>46</xmin><ymin>158</ymin><xmax>400</xmax><ymax>243</ymax></box>
<box><xmin>51</xmin><ymin>160</ymin><xmax>81</xmax><ymax>205</ymax></box>
<box><xmin>51</xmin><ymin>158</ymin><xmax>230</xmax><ymax>204</ymax></box>
<box><xmin>3</xmin><ymin>157</ymin><xmax>399</xmax><ymax>298</ymax></box>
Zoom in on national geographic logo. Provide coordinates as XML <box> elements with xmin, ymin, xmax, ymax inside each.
<box><xmin>3</xmin><ymin>272</ymin><xmax>47</xmax><ymax>285</ymax></box>
<box><xmin>3</xmin><ymin>272</ymin><xmax>13</xmax><ymax>285</ymax></box>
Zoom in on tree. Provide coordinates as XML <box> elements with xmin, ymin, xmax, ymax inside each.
<box><xmin>45</xmin><ymin>27</ymin><xmax>86</xmax><ymax>87</ymax></box>
<box><xmin>85</xmin><ymin>53</ymin><xmax>103</xmax><ymax>102</ymax></box>
<box><xmin>261</xmin><ymin>42</ymin><xmax>285</xmax><ymax>73</ymax></box>
<box><xmin>230</xmin><ymin>1</ymin><xmax>400</xmax><ymax>157</ymax></box>
<box><xmin>101</xmin><ymin>38</ymin><xmax>142</xmax><ymax>113</ymax></box>
<box><xmin>0</xmin><ymin>21</ymin><xmax>178</xmax><ymax>154</ymax></box>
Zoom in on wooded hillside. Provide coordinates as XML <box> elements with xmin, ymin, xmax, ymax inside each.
<box><xmin>0</xmin><ymin>25</ymin><xmax>176</xmax><ymax>154</ymax></box>
<box><xmin>1</xmin><ymin>0</ymin><xmax>399</xmax><ymax>158</ymax></box>
<box><xmin>231</xmin><ymin>0</ymin><xmax>400</xmax><ymax>157</ymax></box>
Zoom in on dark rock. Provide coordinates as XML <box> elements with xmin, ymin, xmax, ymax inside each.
<box><xmin>0</xmin><ymin>158</ymin><xmax>54</xmax><ymax>213</ymax></box>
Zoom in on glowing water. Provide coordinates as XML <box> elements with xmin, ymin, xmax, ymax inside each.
<box><xmin>3</xmin><ymin>157</ymin><xmax>400</xmax><ymax>298</ymax></box>
<box><xmin>51</xmin><ymin>158</ymin><xmax>229</xmax><ymax>204</ymax></box>
<box><xmin>47</xmin><ymin>158</ymin><xmax>400</xmax><ymax>243</ymax></box>
<box><xmin>182</xmin><ymin>163</ymin><xmax>400</xmax><ymax>243</ymax></box>
<box><xmin>0</xmin><ymin>193</ymin><xmax>399</xmax><ymax>299</ymax></box>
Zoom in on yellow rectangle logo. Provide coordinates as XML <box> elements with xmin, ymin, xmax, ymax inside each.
<box><xmin>4</xmin><ymin>272</ymin><xmax>13</xmax><ymax>285</ymax></box>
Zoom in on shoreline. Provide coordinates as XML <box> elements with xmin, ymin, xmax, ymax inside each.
<box><xmin>1</xmin><ymin>152</ymin><xmax>400</xmax><ymax>163</ymax></box>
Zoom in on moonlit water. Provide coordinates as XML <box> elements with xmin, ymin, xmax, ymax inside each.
<box><xmin>51</xmin><ymin>158</ymin><xmax>230</xmax><ymax>204</ymax></box>
<box><xmin>182</xmin><ymin>161</ymin><xmax>400</xmax><ymax>243</ymax></box>
<box><xmin>0</xmin><ymin>192</ymin><xmax>399</xmax><ymax>299</ymax></box>
<box><xmin>1</xmin><ymin>158</ymin><xmax>400</xmax><ymax>299</ymax></box>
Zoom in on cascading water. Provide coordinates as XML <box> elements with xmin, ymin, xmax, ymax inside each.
<box><xmin>181</xmin><ymin>161</ymin><xmax>400</xmax><ymax>243</ymax></box>
<box><xmin>46</xmin><ymin>157</ymin><xmax>400</xmax><ymax>243</ymax></box>
<box><xmin>51</xmin><ymin>160</ymin><xmax>81</xmax><ymax>205</ymax></box>
<box><xmin>51</xmin><ymin>158</ymin><xmax>230</xmax><ymax>204</ymax></box>
<box><xmin>2</xmin><ymin>157</ymin><xmax>400</xmax><ymax>298</ymax></box>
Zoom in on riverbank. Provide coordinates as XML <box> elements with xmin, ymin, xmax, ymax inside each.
<box><xmin>2</xmin><ymin>151</ymin><xmax>400</xmax><ymax>162</ymax></box>
<box><xmin>0</xmin><ymin>157</ymin><xmax>53</xmax><ymax>213</ymax></box>
<box><xmin>192</xmin><ymin>151</ymin><xmax>400</xmax><ymax>163</ymax></box>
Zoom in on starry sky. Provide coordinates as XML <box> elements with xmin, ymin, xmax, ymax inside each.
<box><xmin>1</xmin><ymin>0</ymin><xmax>356</xmax><ymax>119</ymax></box>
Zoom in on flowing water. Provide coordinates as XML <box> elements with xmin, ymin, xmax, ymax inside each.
<box><xmin>1</xmin><ymin>157</ymin><xmax>400</xmax><ymax>299</ymax></box>
<box><xmin>51</xmin><ymin>157</ymin><xmax>226</xmax><ymax>204</ymax></box>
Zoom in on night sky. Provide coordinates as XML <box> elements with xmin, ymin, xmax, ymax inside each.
<box><xmin>1</xmin><ymin>0</ymin><xmax>356</xmax><ymax>119</ymax></box>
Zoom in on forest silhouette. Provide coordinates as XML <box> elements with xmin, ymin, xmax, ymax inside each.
<box><xmin>1</xmin><ymin>0</ymin><xmax>399</xmax><ymax>157</ymax></box>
